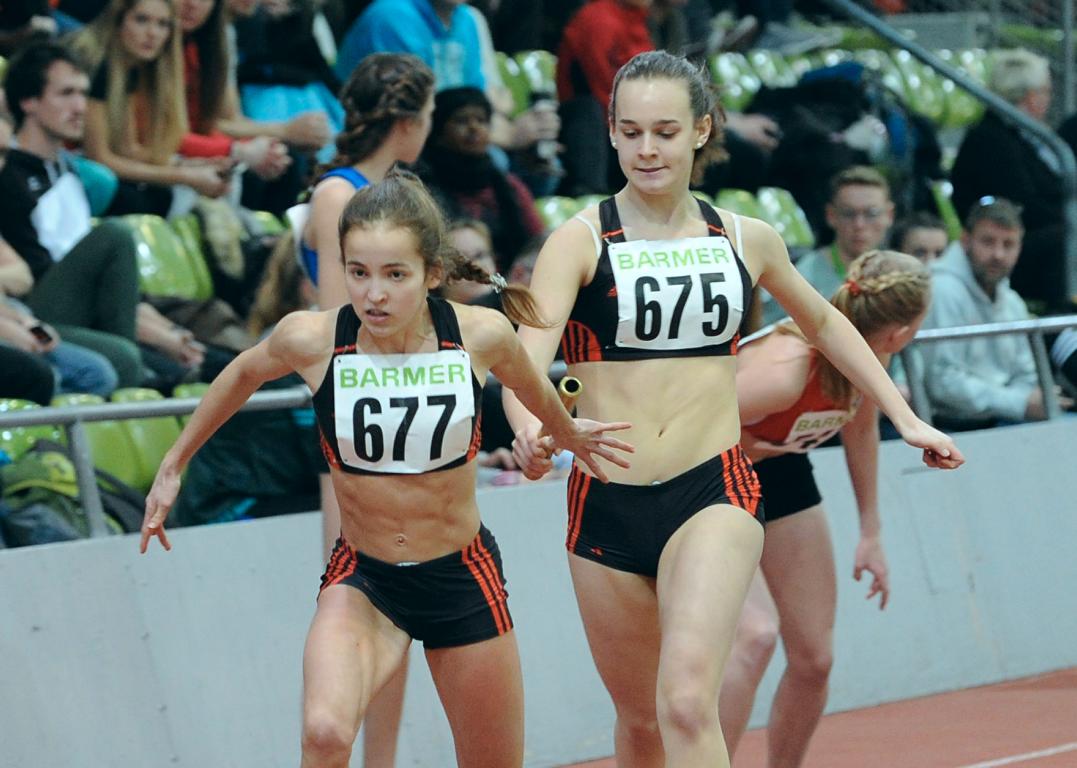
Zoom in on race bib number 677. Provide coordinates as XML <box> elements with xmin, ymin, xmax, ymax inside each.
<box><xmin>608</xmin><ymin>236</ymin><xmax>745</xmax><ymax>351</ymax></box>
<box><xmin>333</xmin><ymin>350</ymin><xmax>474</xmax><ymax>473</ymax></box>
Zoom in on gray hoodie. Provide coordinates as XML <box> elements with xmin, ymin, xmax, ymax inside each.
<box><xmin>920</xmin><ymin>244</ymin><xmax>1036</xmax><ymax>422</ymax></box>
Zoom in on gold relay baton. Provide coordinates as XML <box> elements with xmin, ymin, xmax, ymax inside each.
<box><xmin>538</xmin><ymin>376</ymin><xmax>583</xmax><ymax>444</ymax></box>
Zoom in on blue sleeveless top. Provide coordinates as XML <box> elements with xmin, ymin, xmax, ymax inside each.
<box><xmin>298</xmin><ymin>167</ymin><xmax>369</xmax><ymax>285</ymax></box>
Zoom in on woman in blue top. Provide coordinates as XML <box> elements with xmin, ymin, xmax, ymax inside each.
<box><xmin>299</xmin><ymin>52</ymin><xmax>435</xmax><ymax>301</ymax></box>
<box><xmin>142</xmin><ymin>171</ymin><xmax>633</xmax><ymax>768</ymax></box>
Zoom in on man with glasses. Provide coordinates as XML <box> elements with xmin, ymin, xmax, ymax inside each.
<box><xmin>921</xmin><ymin>197</ymin><xmax>1074</xmax><ymax>430</ymax></box>
<box><xmin>761</xmin><ymin>165</ymin><xmax>894</xmax><ymax>325</ymax></box>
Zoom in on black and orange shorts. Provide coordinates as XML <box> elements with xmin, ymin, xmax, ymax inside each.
<box><xmin>319</xmin><ymin>524</ymin><xmax>513</xmax><ymax>649</ymax></box>
<box><xmin>751</xmin><ymin>452</ymin><xmax>822</xmax><ymax>522</ymax></box>
<box><xmin>566</xmin><ymin>444</ymin><xmax>764</xmax><ymax>577</ymax></box>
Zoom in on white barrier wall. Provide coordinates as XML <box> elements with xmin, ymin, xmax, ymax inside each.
<box><xmin>2</xmin><ymin>419</ymin><xmax>1076</xmax><ymax>767</ymax></box>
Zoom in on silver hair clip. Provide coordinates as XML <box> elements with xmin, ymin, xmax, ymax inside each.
<box><xmin>490</xmin><ymin>273</ymin><xmax>508</xmax><ymax>294</ymax></box>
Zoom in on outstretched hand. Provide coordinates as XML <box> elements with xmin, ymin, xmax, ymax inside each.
<box><xmin>900</xmin><ymin>419</ymin><xmax>964</xmax><ymax>470</ymax></box>
<box><xmin>550</xmin><ymin>419</ymin><xmax>634</xmax><ymax>484</ymax></box>
<box><xmin>140</xmin><ymin>468</ymin><xmax>180</xmax><ymax>553</ymax></box>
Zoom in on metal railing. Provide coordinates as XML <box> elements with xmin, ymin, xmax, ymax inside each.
<box><xmin>899</xmin><ymin>314</ymin><xmax>1077</xmax><ymax>424</ymax></box>
<box><xmin>817</xmin><ymin>0</ymin><xmax>1077</xmax><ymax>307</ymax></box>
<box><xmin>1</xmin><ymin>319</ymin><xmax>1074</xmax><ymax>539</ymax></box>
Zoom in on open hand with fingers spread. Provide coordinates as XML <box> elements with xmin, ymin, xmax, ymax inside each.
<box><xmin>545</xmin><ymin>419</ymin><xmax>634</xmax><ymax>484</ymax></box>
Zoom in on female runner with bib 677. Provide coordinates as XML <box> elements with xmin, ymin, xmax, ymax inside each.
<box><xmin>507</xmin><ymin>51</ymin><xmax>963</xmax><ymax>768</ymax></box>
<box><xmin>140</xmin><ymin>171</ymin><xmax>634</xmax><ymax>768</ymax></box>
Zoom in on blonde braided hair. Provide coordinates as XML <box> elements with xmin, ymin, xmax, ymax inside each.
<box><xmin>778</xmin><ymin>249</ymin><xmax>931</xmax><ymax>408</ymax></box>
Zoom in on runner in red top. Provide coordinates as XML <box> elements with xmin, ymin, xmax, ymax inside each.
<box><xmin>721</xmin><ymin>249</ymin><xmax>946</xmax><ymax>766</ymax></box>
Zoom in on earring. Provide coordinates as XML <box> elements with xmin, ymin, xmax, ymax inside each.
<box><xmin>696</xmin><ymin>141</ymin><xmax>704</xmax><ymax>149</ymax></box>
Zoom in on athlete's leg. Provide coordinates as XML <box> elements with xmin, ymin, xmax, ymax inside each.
<box><xmin>654</xmin><ymin>504</ymin><xmax>764</xmax><ymax>768</ymax></box>
<box><xmin>758</xmin><ymin>505</ymin><xmax>836</xmax><ymax>768</ymax></box>
<box><xmin>717</xmin><ymin>569</ymin><xmax>779</xmax><ymax>757</ymax></box>
<box><xmin>301</xmin><ymin>585</ymin><xmax>411</xmax><ymax>768</ymax></box>
<box><xmin>568</xmin><ymin>554</ymin><xmax>664</xmax><ymax>768</ymax></box>
<box><xmin>425</xmin><ymin>631</ymin><xmax>525</xmax><ymax>768</ymax></box>
<box><xmin>318</xmin><ymin>475</ymin><xmax>408</xmax><ymax>767</ymax></box>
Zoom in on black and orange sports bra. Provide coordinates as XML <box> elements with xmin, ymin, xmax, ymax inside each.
<box><xmin>560</xmin><ymin>196</ymin><xmax>753</xmax><ymax>363</ymax></box>
<box><xmin>311</xmin><ymin>297</ymin><xmax>483</xmax><ymax>475</ymax></box>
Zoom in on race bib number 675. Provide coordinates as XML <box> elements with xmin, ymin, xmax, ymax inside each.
<box><xmin>608</xmin><ymin>236</ymin><xmax>744</xmax><ymax>351</ymax></box>
<box><xmin>333</xmin><ymin>350</ymin><xmax>474</xmax><ymax>473</ymax></box>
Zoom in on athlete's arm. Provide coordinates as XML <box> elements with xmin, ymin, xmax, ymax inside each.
<box><xmin>474</xmin><ymin>309</ymin><xmax>633</xmax><ymax>483</ymax></box>
<box><xmin>140</xmin><ymin>312</ymin><xmax>324</xmax><ymax>552</ymax></box>
<box><xmin>502</xmin><ymin>217</ymin><xmax>594</xmax><ymax>478</ymax></box>
<box><xmin>751</xmin><ymin>219</ymin><xmax>963</xmax><ymax>470</ymax></box>
<box><xmin>841</xmin><ymin>400</ymin><xmax>889</xmax><ymax>609</ymax></box>
<box><xmin>310</xmin><ymin>179</ymin><xmax>358</xmax><ymax>311</ymax></box>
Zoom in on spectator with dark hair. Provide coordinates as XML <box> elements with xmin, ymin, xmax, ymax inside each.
<box><xmin>921</xmin><ymin>197</ymin><xmax>1074</xmax><ymax>429</ymax></box>
<box><xmin>0</xmin><ymin>42</ymin><xmax>143</xmax><ymax>387</ymax></box>
<box><xmin>419</xmin><ymin>86</ymin><xmax>544</xmax><ymax>272</ymax></box>
<box><xmin>889</xmin><ymin>210</ymin><xmax>948</xmax><ymax>263</ymax></box>
<box><xmin>760</xmin><ymin>165</ymin><xmax>894</xmax><ymax>324</ymax></box>
<box><xmin>950</xmin><ymin>49</ymin><xmax>1070</xmax><ymax>313</ymax></box>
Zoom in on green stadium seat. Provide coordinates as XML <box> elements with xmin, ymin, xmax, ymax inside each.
<box><xmin>574</xmin><ymin>194</ymin><xmax>606</xmax><ymax>211</ymax></box>
<box><xmin>756</xmin><ymin>187</ymin><xmax>815</xmax><ymax>249</ymax></box>
<box><xmin>936</xmin><ymin>49</ymin><xmax>987</xmax><ymax>129</ymax></box>
<box><xmin>891</xmin><ymin>50</ymin><xmax>946</xmax><ymax>125</ymax></box>
<box><xmin>109</xmin><ymin>387</ymin><xmax>183</xmax><ymax>492</ymax></box>
<box><xmin>930</xmin><ymin>179</ymin><xmax>962</xmax><ymax>241</ymax></box>
<box><xmin>168</xmin><ymin>214</ymin><xmax>215</xmax><ymax>301</ymax></box>
<box><xmin>126</xmin><ymin>214</ymin><xmax>203</xmax><ymax>299</ymax></box>
<box><xmin>0</xmin><ymin>399</ymin><xmax>62</xmax><ymax>461</ymax></box>
<box><xmin>746</xmin><ymin>50</ymin><xmax>798</xmax><ymax>88</ymax></box>
<box><xmin>534</xmin><ymin>196</ymin><xmax>581</xmax><ymax>229</ymax></box>
<box><xmin>495</xmin><ymin>52</ymin><xmax>530</xmax><ymax>117</ymax></box>
<box><xmin>708</xmin><ymin>53</ymin><xmax>761</xmax><ymax>112</ymax></box>
<box><xmin>851</xmin><ymin>49</ymin><xmax>909</xmax><ymax>102</ymax></box>
<box><xmin>515</xmin><ymin>50</ymin><xmax>557</xmax><ymax>99</ymax></box>
<box><xmin>50</xmin><ymin>393</ymin><xmax>143</xmax><ymax>488</ymax></box>
<box><xmin>248</xmin><ymin>210</ymin><xmax>286</xmax><ymax>236</ymax></box>
<box><xmin>714</xmin><ymin>188</ymin><xmax>763</xmax><ymax>219</ymax></box>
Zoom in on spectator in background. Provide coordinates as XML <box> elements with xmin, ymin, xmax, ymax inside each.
<box><xmin>761</xmin><ymin>165</ymin><xmax>893</xmax><ymax>325</ymax></box>
<box><xmin>419</xmin><ymin>86</ymin><xmax>544</xmax><ymax>273</ymax></box>
<box><xmin>0</xmin><ymin>343</ymin><xmax>56</xmax><ymax>404</ymax></box>
<box><xmin>333</xmin><ymin>0</ymin><xmax>560</xmax><ymax>197</ymax></box>
<box><xmin>950</xmin><ymin>49</ymin><xmax>1070</xmax><ymax>313</ymax></box>
<box><xmin>889</xmin><ymin>211</ymin><xmax>948</xmax><ymax>263</ymax></box>
<box><xmin>0</xmin><ymin>43</ymin><xmax>143</xmax><ymax>387</ymax></box>
<box><xmin>230</xmin><ymin>0</ymin><xmax>343</xmax><ymax>168</ymax></box>
<box><xmin>176</xmin><ymin>0</ymin><xmax>304</xmax><ymax>212</ymax></box>
<box><xmin>556</xmin><ymin>0</ymin><xmax>653</xmax><ymax>194</ymax></box>
<box><xmin>0</xmin><ymin>0</ymin><xmax>57</xmax><ymax>56</ymax></box>
<box><xmin>443</xmin><ymin>219</ymin><xmax>500</xmax><ymax>308</ymax></box>
<box><xmin>921</xmin><ymin>197</ymin><xmax>1073</xmax><ymax>430</ymax></box>
<box><xmin>70</xmin><ymin>0</ymin><xmax>233</xmax><ymax>216</ymax></box>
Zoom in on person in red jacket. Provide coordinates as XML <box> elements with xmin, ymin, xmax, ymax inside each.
<box><xmin>556</xmin><ymin>0</ymin><xmax>654</xmax><ymax>195</ymax></box>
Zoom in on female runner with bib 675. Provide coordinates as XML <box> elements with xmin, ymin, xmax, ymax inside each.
<box><xmin>140</xmin><ymin>171</ymin><xmax>634</xmax><ymax>768</ymax></box>
<box><xmin>506</xmin><ymin>51</ymin><xmax>963</xmax><ymax>768</ymax></box>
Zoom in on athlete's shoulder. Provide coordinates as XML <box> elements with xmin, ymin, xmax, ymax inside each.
<box><xmin>269</xmin><ymin>309</ymin><xmax>336</xmax><ymax>364</ymax></box>
<box><xmin>453</xmin><ymin>301</ymin><xmax>515</xmax><ymax>349</ymax></box>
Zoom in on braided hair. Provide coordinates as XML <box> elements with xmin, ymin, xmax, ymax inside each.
<box><xmin>315</xmin><ymin>52</ymin><xmax>434</xmax><ymax>178</ymax></box>
<box><xmin>338</xmin><ymin>169</ymin><xmax>552</xmax><ymax>329</ymax></box>
<box><xmin>609</xmin><ymin>50</ymin><xmax>728</xmax><ymax>186</ymax></box>
<box><xmin>778</xmin><ymin>249</ymin><xmax>931</xmax><ymax>408</ymax></box>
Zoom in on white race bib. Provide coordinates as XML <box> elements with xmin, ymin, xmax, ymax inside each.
<box><xmin>607</xmin><ymin>236</ymin><xmax>744</xmax><ymax>350</ymax></box>
<box><xmin>333</xmin><ymin>350</ymin><xmax>475</xmax><ymax>473</ymax></box>
<box><xmin>779</xmin><ymin>409</ymin><xmax>853</xmax><ymax>453</ymax></box>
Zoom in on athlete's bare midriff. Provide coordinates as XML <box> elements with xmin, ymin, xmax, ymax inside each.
<box><xmin>329</xmin><ymin>460</ymin><xmax>483</xmax><ymax>563</ymax></box>
<box><xmin>569</xmin><ymin>355</ymin><xmax>741</xmax><ymax>484</ymax></box>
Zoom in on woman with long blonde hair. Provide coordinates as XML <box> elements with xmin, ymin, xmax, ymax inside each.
<box><xmin>74</xmin><ymin>0</ymin><xmax>232</xmax><ymax>214</ymax></box>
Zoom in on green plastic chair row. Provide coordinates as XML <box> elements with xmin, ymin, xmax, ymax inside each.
<box><xmin>496</xmin><ymin>50</ymin><xmax>558</xmax><ymax>117</ymax></box>
<box><xmin>535</xmin><ymin>186</ymin><xmax>815</xmax><ymax>250</ymax></box>
<box><xmin>707</xmin><ymin>47</ymin><xmax>991</xmax><ymax>129</ymax></box>
<box><xmin>124</xmin><ymin>214</ymin><xmax>214</xmax><ymax>301</ymax></box>
<box><xmin>1</xmin><ymin>388</ymin><xmax>185</xmax><ymax>493</ymax></box>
